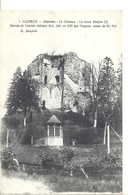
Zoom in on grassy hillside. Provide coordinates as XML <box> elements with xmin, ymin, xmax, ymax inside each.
<box><xmin>2</xmin><ymin>110</ymin><xmax>122</xmax><ymax>146</ymax></box>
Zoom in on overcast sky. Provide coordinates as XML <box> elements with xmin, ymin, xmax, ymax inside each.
<box><xmin>0</xmin><ymin>11</ymin><xmax>122</xmax><ymax>116</ymax></box>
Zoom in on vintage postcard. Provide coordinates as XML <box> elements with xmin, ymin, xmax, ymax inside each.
<box><xmin>0</xmin><ymin>11</ymin><xmax>122</xmax><ymax>194</ymax></box>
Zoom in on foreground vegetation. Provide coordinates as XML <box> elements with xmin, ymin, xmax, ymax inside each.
<box><xmin>1</xmin><ymin>145</ymin><xmax>122</xmax><ymax>193</ymax></box>
<box><xmin>2</xmin><ymin>166</ymin><xmax>122</xmax><ymax>193</ymax></box>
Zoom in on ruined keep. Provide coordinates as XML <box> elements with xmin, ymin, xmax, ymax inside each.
<box><xmin>28</xmin><ymin>52</ymin><xmax>91</xmax><ymax>113</ymax></box>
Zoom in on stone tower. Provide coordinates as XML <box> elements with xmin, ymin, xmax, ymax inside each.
<box><xmin>29</xmin><ymin>54</ymin><xmax>64</xmax><ymax>110</ymax></box>
<box><xmin>28</xmin><ymin>52</ymin><xmax>91</xmax><ymax>112</ymax></box>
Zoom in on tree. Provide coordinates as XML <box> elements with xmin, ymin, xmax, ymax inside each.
<box><xmin>88</xmin><ymin>57</ymin><xmax>118</xmax><ymax>129</ymax></box>
<box><xmin>6</xmin><ymin>67</ymin><xmax>22</xmax><ymax>115</ymax></box>
<box><xmin>98</xmin><ymin>57</ymin><xmax>117</xmax><ymax>123</ymax></box>
<box><xmin>19</xmin><ymin>69</ymin><xmax>39</xmax><ymax>116</ymax></box>
<box><xmin>88</xmin><ymin>61</ymin><xmax>102</xmax><ymax>127</ymax></box>
<box><xmin>6</xmin><ymin>67</ymin><xmax>39</xmax><ymax>116</ymax></box>
<box><xmin>111</xmin><ymin>56</ymin><xmax>122</xmax><ymax>132</ymax></box>
<box><xmin>116</xmin><ymin>56</ymin><xmax>122</xmax><ymax>107</ymax></box>
<box><xmin>22</xmin><ymin>123</ymin><xmax>38</xmax><ymax>145</ymax></box>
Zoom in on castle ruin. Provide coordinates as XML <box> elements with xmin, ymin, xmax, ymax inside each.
<box><xmin>28</xmin><ymin>52</ymin><xmax>91</xmax><ymax>113</ymax></box>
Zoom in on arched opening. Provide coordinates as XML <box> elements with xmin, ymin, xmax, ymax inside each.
<box><xmin>51</xmin><ymin>87</ymin><xmax>61</xmax><ymax>108</ymax></box>
<box><xmin>42</xmin><ymin>87</ymin><xmax>51</xmax><ymax>108</ymax></box>
<box><xmin>44</xmin><ymin>75</ymin><xmax>47</xmax><ymax>84</ymax></box>
<box><xmin>82</xmin><ymin>73</ymin><xmax>85</xmax><ymax>77</ymax></box>
<box><xmin>42</xmin><ymin>100</ymin><xmax>46</xmax><ymax>108</ymax></box>
<box><xmin>55</xmin><ymin>75</ymin><xmax>60</xmax><ymax>84</ymax></box>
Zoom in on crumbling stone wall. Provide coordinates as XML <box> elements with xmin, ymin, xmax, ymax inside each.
<box><xmin>28</xmin><ymin>52</ymin><xmax>91</xmax><ymax>112</ymax></box>
<box><xmin>63</xmin><ymin>52</ymin><xmax>91</xmax><ymax>92</ymax></box>
<box><xmin>28</xmin><ymin>54</ymin><xmax>64</xmax><ymax>109</ymax></box>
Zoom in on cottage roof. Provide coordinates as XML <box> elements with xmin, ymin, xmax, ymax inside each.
<box><xmin>46</xmin><ymin>115</ymin><xmax>61</xmax><ymax>124</ymax></box>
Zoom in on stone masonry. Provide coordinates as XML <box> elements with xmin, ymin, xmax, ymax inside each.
<box><xmin>28</xmin><ymin>52</ymin><xmax>91</xmax><ymax>113</ymax></box>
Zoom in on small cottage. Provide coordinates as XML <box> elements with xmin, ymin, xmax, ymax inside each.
<box><xmin>45</xmin><ymin>115</ymin><xmax>63</xmax><ymax>146</ymax></box>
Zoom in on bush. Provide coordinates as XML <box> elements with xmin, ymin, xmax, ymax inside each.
<box><xmin>39</xmin><ymin>147</ymin><xmax>74</xmax><ymax>169</ymax></box>
<box><xmin>63</xmin><ymin>127</ymin><xmax>103</xmax><ymax>145</ymax></box>
<box><xmin>64</xmin><ymin>111</ymin><xmax>91</xmax><ymax>127</ymax></box>
<box><xmin>22</xmin><ymin>123</ymin><xmax>46</xmax><ymax>144</ymax></box>
<box><xmin>99</xmin><ymin>153</ymin><xmax>122</xmax><ymax>169</ymax></box>
<box><xmin>1</xmin><ymin>148</ymin><xmax>19</xmax><ymax>171</ymax></box>
<box><xmin>2</xmin><ymin>116</ymin><xmax>20</xmax><ymax>129</ymax></box>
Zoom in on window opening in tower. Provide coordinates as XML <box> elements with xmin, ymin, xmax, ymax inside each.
<box><xmin>42</xmin><ymin>100</ymin><xmax>46</xmax><ymax>109</ymax></box>
<box><xmin>55</xmin><ymin>75</ymin><xmax>60</xmax><ymax>84</ymax></box>
<box><xmin>44</xmin><ymin>75</ymin><xmax>47</xmax><ymax>84</ymax></box>
<box><xmin>82</xmin><ymin>73</ymin><xmax>85</xmax><ymax>77</ymax></box>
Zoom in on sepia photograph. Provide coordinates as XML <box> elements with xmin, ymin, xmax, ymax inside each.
<box><xmin>0</xmin><ymin>10</ymin><xmax>122</xmax><ymax>194</ymax></box>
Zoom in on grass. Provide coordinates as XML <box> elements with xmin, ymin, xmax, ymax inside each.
<box><xmin>2</xmin><ymin>168</ymin><xmax>122</xmax><ymax>193</ymax></box>
<box><xmin>13</xmin><ymin>144</ymin><xmax>122</xmax><ymax>167</ymax></box>
<box><xmin>1</xmin><ymin>144</ymin><xmax>122</xmax><ymax>193</ymax></box>
<box><xmin>47</xmin><ymin>172</ymin><xmax>122</xmax><ymax>192</ymax></box>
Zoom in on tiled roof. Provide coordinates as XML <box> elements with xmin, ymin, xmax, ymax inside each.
<box><xmin>46</xmin><ymin>115</ymin><xmax>61</xmax><ymax>124</ymax></box>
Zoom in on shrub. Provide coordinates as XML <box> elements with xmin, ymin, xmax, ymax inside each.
<box><xmin>1</xmin><ymin>148</ymin><xmax>19</xmax><ymax>171</ymax></box>
<box><xmin>39</xmin><ymin>147</ymin><xmax>74</xmax><ymax>169</ymax></box>
<box><xmin>99</xmin><ymin>153</ymin><xmax>122</xmax><ymax>169</ymax></box>
<box><xmin>2</xmin><ymin>116</ymin><xmax>20</xmax><ymax>129</ymax></box>
<box><xmin>22</xmin><ymin>123</ymin><xmax>46</xmax><ymax>144</ymax></box>
<box><xmin>63</xmin><ymin>127</ymin><xmax>103</xmax><ymax>145</ymax></box>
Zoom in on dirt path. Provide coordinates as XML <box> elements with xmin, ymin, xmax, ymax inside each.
<box><xmin>0</xmin><ymin>175</ymin><xmax>52</xmax><ymax>194</ymax></box>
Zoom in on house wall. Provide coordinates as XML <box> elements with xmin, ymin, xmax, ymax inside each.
<box><xmin>45</xmin><ymin>137</ymin><xmax>63</xmax><ymax>146</ymax></box>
